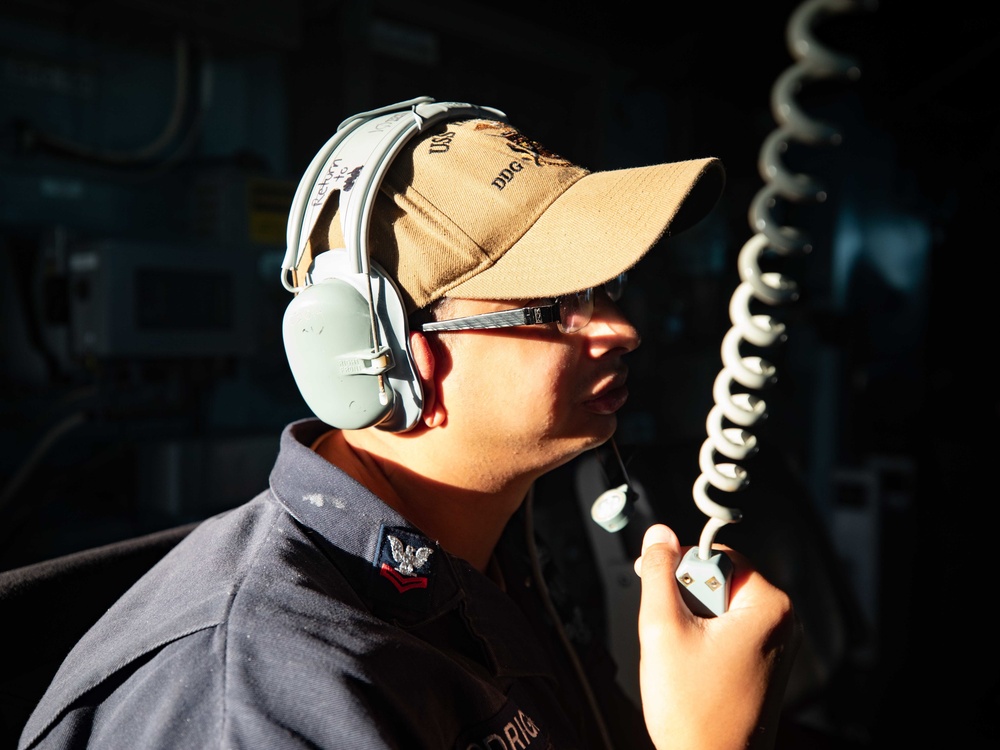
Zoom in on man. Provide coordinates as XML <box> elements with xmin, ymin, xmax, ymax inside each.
<box><xmin>19</xmin><ymin>98</ymin><xmax>797</xmax><ymax>750</ymax></box>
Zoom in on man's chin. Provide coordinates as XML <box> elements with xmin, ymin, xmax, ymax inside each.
<box><xmin>552</xmin><ymin>424</ymin><xmax>619</xmax><ymax>467</ymax></box>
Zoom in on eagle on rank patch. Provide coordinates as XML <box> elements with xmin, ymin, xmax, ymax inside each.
<box><xmin>378</xmin><ymin>532</ymin><xmax>434</xmax><ymax>593</ymax></box>
<box><xmin>388</xmin><ymin>534</ymin><xmax>434</xmax><ymax>575</ymax></box>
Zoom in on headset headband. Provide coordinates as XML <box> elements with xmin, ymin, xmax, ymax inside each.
<box><xmin>281</xmin><ymin>96</ymin><xmax>508</xmax><ymax>292</ymax></box>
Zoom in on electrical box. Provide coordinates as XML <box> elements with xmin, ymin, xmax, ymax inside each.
<box><xmin>68</xmin><ymin>240</ymin><xmax>254</xmax><ymax>358</ymax></box>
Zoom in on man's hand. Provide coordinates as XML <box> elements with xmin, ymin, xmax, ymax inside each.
<box><xmin>634</xmin><ymin>524</ymin><xmax>800</xmax><ymax>750</ymax></box>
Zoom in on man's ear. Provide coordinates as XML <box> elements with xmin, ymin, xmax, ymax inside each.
<box><xmin>409</xmin><ymin>331</ymin><xmax>445</xmax><ymax>428</ymax></box>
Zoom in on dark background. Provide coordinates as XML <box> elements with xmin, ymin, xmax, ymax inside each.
<box><xmin>0</xmin><ymin>0</ymin><xmax>994</xmax><ymax>747</ymax></box>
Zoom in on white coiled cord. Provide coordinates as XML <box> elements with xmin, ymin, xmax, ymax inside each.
<box><xmin>690</xmin><ymin>0</ymin><xmax>867</xmax><ymax>562</ymax></box>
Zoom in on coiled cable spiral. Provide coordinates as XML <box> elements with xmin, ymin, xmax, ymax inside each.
<box><xmin>691</xmin><ymin>0</ymin><xmax>866</xmax><ymax>560</ymax></box>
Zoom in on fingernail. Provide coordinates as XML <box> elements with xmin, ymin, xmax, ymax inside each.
<box><xmin>642</xmin><ymin>524</ymin><xmax>677</xmax><ymax>552</ymax></box>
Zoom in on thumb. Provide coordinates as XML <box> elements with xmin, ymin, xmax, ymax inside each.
<box><xmin>634</xmin><ymin>524</ymin><xmax>687</xmax><ymax>622</ymax></box>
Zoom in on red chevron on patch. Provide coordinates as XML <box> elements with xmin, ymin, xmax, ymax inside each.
<box><xmin>380</xmin><ymin>563</ymin><xmax>429</xmax><ymax>593</ymax></box>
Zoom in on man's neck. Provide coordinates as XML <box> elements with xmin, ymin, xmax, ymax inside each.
<box><xmin>313</xmin><ymin>429</ymin><xmax>532</xmax><ymax>572</ymax></box>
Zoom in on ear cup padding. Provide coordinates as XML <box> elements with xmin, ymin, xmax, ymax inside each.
<box><xmin>283</xmin><ymin>279</ymin><xmax>394</xmax><ymax>430</ymax></box>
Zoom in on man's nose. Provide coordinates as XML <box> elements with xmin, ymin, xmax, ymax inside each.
<box><xmin>585</xmin><ymin>294</ymin><xmax>641</xmax><ymax>354</ymax></box>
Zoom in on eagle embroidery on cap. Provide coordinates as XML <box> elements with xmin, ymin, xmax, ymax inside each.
<box><xmin>476</xmin><ymin>121</ymin><xmax>573</xmax><ymax>169</ymax></box>
<box><xmin>379</xmin><ymin>531</ymin><xmax>434</xmax><ymax>593</ymax></box>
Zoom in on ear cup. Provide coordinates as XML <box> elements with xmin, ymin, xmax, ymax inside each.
<box><xmin>283</xmin><ymin>279</ymin><xmax>396</xmax><ymax>430</ymax></box>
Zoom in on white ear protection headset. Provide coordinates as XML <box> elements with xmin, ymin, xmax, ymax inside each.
<box><xmin>280</xmin><ymin>96</ymin><xmax>508</xmax><ymax>432</ymax></box>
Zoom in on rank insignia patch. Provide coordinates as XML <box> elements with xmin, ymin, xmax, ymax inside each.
<box><xmin>376</xmin><ymin>527</ymin><xmax>436</xmax><ymax>594</ymax></box>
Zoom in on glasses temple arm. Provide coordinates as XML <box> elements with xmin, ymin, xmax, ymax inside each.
<box><xmin>421</xmin><ymin>304</ymin><xmax>559</xmax><ymax>332</ymax></box>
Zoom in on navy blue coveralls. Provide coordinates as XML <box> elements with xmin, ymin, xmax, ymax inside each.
<box><xmin>19</xmin><ymin>419</ymin><xmax>654</xmax><ymax>749</ymax></box>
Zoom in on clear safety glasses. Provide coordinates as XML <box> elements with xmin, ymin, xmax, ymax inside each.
<box><xmin>420</xmin><ymin>273</ymin><xmax>627</xmax><ymax>335</ymax></box>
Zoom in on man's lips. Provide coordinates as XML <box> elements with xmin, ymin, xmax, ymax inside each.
<box><xmin>584</xmin><ymin>385</ymin><xmax>629</xmax><ymax>414</ymax></box>
<box><xmin>584</xmin><ymin>371</ymin><xmax>630</xmax><ymax>414</ymax></box>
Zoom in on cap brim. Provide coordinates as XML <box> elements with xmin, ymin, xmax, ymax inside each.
<box><xmin>448</xmin><ymin>157</ymin><xmax>724</xmax><ymax>301</ymax></box>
